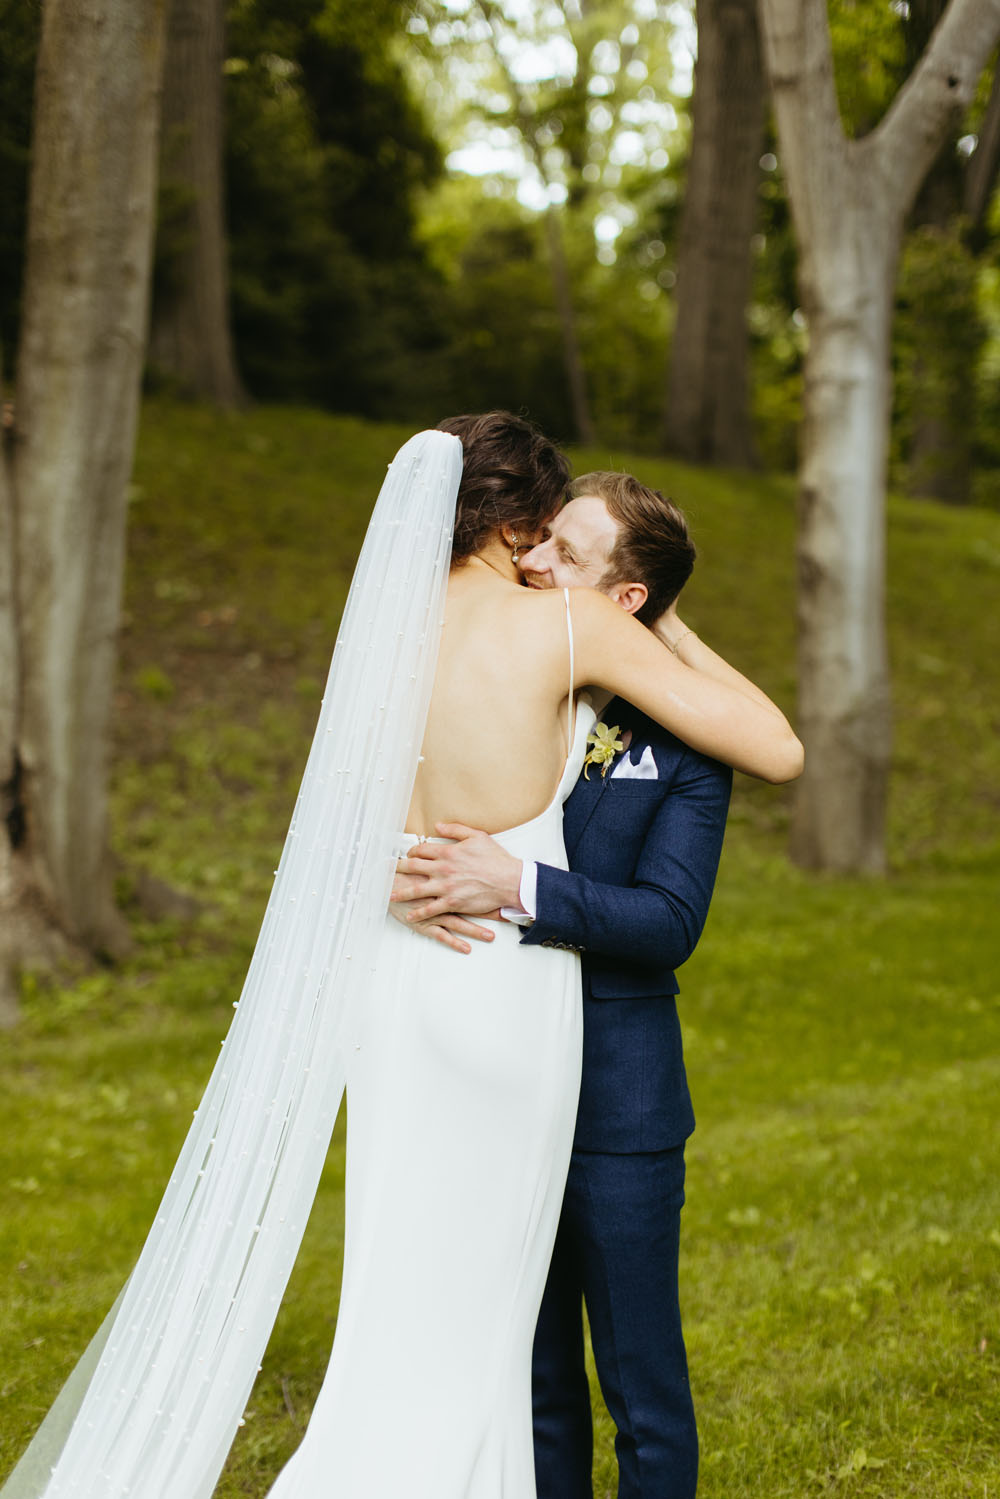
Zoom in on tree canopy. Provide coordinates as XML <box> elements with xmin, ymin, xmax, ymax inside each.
<box><xmin>2</xmin><ymin>0</ymin><xmax>1000</xmax><ymax>482</ymax></box>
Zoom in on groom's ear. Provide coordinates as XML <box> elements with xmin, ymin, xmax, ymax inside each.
<box><xmin>605</xmin><ymin>580</ymin><xmax>648</xmax><ymax>616</ymax></box>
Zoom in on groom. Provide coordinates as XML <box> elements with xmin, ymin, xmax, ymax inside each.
<box><xmin>392</xmin><ymin>470</ymin><xmax>735</xmax><ymax>1498</ymax></box>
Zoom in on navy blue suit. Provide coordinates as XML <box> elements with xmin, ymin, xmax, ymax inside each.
<box><xmin>520</xmin><ymin>698</ymin><xmax>731</xmax><ymax>1498</ymax></box>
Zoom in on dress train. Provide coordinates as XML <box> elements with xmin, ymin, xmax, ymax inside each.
<box><xmin>266</xmin><ymin>693</ymin><xmax>595</xmax><ymax>1497</ymax></box>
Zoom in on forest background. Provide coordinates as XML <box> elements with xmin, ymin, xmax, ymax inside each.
<box><xmin>1</xmin><ymin>0</ymin><xmax>999</xmax><ymax>1495</ymax></box>
<box><xmin>4</xmin><ymin>0</ymin><xmax>1000</xmax><ymax>487</ymax></box>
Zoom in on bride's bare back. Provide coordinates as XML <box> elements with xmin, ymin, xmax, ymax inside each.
<box><xmin>406</xmin><ymin>565</ymin><xmax>574</xmax><ymax>835</ymax></box>
<box><xmin>407</xmin><ymin>540</ymin><xmax>805</xmax><ymax>838</ymax></box>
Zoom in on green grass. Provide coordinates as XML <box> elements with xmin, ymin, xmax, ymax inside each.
<box><xmin>2</xmin><ymin>399</ymin><xmax>999</xmax><ymax>1495</ymax></box>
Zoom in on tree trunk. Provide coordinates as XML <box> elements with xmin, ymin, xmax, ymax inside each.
<box><xmin>792</xmin><ymin>226</ymin><xmax>896</xmax><ymax>872</ymax></box>
<box><xmin>0</xmin><ymin>376</ymin><xmax>22</xmax><ymax>1025</ymax></box>
<box><xmin>148</xmin><ymin>0</ymin><xmax>243</xmax><ymax>406</ymax></box>
<box><xmin>758</xmin><ymin>0</ymin><xmax>1000</xmax><ymax>873</ymax></box>
<box><xmin>0</xmin><ymin>0</ymin><xmax>168</xmax><ymax>1014</ymax></box>
<box><xmin>544</xmin><ymin>204</ymin><xmax>595</xmax><ymax>445</ymax></box>
<box><xmin>663</xmin><ymin>0</ymin><xmax>765</xmax><ymax>467</ymax></box>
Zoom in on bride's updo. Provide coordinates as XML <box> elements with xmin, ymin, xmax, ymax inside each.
<box><xmin>437</xmin><ymin>411</ymin><xmax>571</xmax><ymax>566</ymax></box>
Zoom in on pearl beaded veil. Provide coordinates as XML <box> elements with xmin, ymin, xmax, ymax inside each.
<box><xmin>2</xmin><ymin>430</ymin><xmax>462</xmax><ymax>1498</ymax></box>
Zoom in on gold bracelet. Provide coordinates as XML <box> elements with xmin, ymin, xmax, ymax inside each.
<box><xmin>666</xmin><ymin>628</ymin><xmax>696</xmax><ymax>655</ymax></box>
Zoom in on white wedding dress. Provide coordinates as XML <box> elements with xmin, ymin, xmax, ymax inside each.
<box><xmin>0</xmin><ymin>435</ymin><xmax>593</xmax><ymax>1499</ymax></box>
<box><xmin>266</xmin><ymin>689</ymin><xmax>595</xmax><ymax>1497</ymax></box>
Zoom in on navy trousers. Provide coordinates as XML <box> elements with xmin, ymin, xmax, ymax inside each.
<box><xmin>532</xmin><ymin>1146</ymin><xmax>697</xmax><ymax>1499</ymax></box>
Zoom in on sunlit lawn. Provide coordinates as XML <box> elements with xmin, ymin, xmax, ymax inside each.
<box><xmin>2</xmin><ymin>401</ymin><xmax>999</xmax><ymax>1495</ymax></box>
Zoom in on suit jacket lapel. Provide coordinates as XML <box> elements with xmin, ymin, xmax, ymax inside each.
<box><xmin>563</xmin><ymin>698</ymin><xmax>631</xmax><ymax>860</ymax></box>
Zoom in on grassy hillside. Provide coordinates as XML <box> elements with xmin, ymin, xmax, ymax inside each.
<box><xmin>2</xmin><ymin>401</ymin><xmax>999</xmax><ymax>1495</ymax></box>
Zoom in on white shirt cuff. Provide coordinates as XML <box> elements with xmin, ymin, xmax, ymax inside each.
<box><xmin>501</xmin><ymin>860</ymin><xmax>537</xmax><ymax>925</ymax></box>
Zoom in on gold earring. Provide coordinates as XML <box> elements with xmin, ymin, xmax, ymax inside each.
<box><xmin>511</xmin><ymin>533</ymin><xmax>520</xmax><ymax>564</ymax></box>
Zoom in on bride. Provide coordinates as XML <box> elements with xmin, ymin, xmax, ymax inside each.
<box><xmin>2</xmin><ymin>413</ymin><xmax>801</xmax><ymax>1499</ymax></box>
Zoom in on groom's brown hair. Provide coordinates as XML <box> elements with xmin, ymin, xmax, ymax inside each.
<box><xmin>437</xmin><ymin>411</ymin><xmax>571</xmax><ymax>566</ymax></box>
<box><xmin>572</xmin><ymin>471</ymin><xmax>696</xmax><ymax>626</ymax></box>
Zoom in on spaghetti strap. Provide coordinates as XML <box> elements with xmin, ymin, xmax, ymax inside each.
<box><xmin>563</xmin><ymin>587</ymin><xmax>574</xmax><ymax>754</ymax></box>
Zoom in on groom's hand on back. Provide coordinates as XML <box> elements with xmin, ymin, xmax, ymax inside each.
<box><xmin>391</xmin><ymin>824</ymin><xmax>524</xmax><ymax>921</ymax></box>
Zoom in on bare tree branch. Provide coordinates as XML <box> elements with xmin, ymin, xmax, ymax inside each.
<box><xmin>757</xmin><ymin>0</ymin><xmax>851</xmax><ymax>249</ymax></box>
<box><xmin>874</xmin><ymin>0</ymin><xmax>1000</xmax><ymax>210</ymax></box>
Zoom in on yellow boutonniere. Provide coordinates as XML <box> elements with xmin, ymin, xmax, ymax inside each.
<box><xmin>583</xmin><ymin>721</ymin><xmax>624</xmax><ymax>779</ymax></box>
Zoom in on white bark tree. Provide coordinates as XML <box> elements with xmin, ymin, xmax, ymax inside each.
<box><xmin>757</xmin><ymin>0</ymin><xmax>1000</xmax><ymax>873</ymax></box>
<box><xmin>0</xmin><ymin>0</ymin><xmax>167</xmax><ymax>1021</ymax></box>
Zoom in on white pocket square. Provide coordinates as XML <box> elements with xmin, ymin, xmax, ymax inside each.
<box><xmin>610</xmin><ymin>744</ymin><xmax>658</xmax><ymax>781</ymax></box>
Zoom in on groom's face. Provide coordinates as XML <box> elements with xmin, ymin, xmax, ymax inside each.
<box><xmin>518</xmin><ymin>496</ymin><xmax>619</xmax><ymax>592</ymax></box>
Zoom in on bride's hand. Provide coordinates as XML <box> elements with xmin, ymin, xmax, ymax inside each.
<box><xmin>387</xmin><ymin>895</ymin><xmax>496</xmax><ymax>955</ymax></box>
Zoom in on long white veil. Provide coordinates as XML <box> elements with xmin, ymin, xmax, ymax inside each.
<box><xmin>1</xmin><ymin>429</ymin><xmax>462</xmax><ymax>1499</ymax></box>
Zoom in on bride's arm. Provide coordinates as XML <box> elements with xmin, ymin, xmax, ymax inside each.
<box><xmin>569</xmin><ymin>588</ymin><xmax>804</xmax><ymax>783</ymax></box>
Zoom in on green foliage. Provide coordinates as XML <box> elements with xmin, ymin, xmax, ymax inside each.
<box><xmin>576</xmin><ymin>248</ymin><xmax>671</xmax><ymax>451</ymax></box>
<box><xmin>0</xmin><ymin>0</ymin><xmax>448</xmax><ymax>415</ymax></box>
<box><xmin>419</xmin><ymin>177</ymin><xmax>671</xmax><ymax>445</ymax></box>
<box><xmin>219</xmin><ymin>0</ymin><xmax>450</xmax><ymax>416</ymax></box>
<box><xmin>411</xmin><ymin>0</ymin><xmax>683</xmax><ymax>198</ymax></box>
<box><xmin>421</xmin><ymin>188</ymin><xmax>572</xmax><ymax>433</ymax></box>
<box><xmin>975</xmin><ymin>259</ymin><xmax>1000</xmax><ymax>507</ymax></box>
<box><xmin>748</xmin><ymin>137</ymin><xmax>805</xmax><ymax>471</ymax></box>
<box><xmin>407</xmin><ymin>0</ymin><xmax>684</xmax><ymax>441</ymax></box>
<box><xmin>826</xmin><ymin>0</ymin><xmax>906</xmax><ymax>137</ymax></box>
<box><xmin>133</xmin><ymin>665</ymin><xmax>175</xmax><ymax>701</ymax></box>
<box><xmin>4</xmin><ymin>0</ymin><xmax>1000</xmax><ymax>486</ymax></box>
<box><xmin>893</xmin><ymin>224</ymin><xmax>985</xmax><ymax>501</ymax></box>
<box><xmin>2</xmin><ymin>404</ymin><xmax>1000</xmax><ymax>1495</ymax></box>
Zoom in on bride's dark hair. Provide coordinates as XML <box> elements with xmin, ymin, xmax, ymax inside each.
<box><xmin>437</xmin><ymin>411</ymin><xmax>571</xmax><ymax>566</ymax></box>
